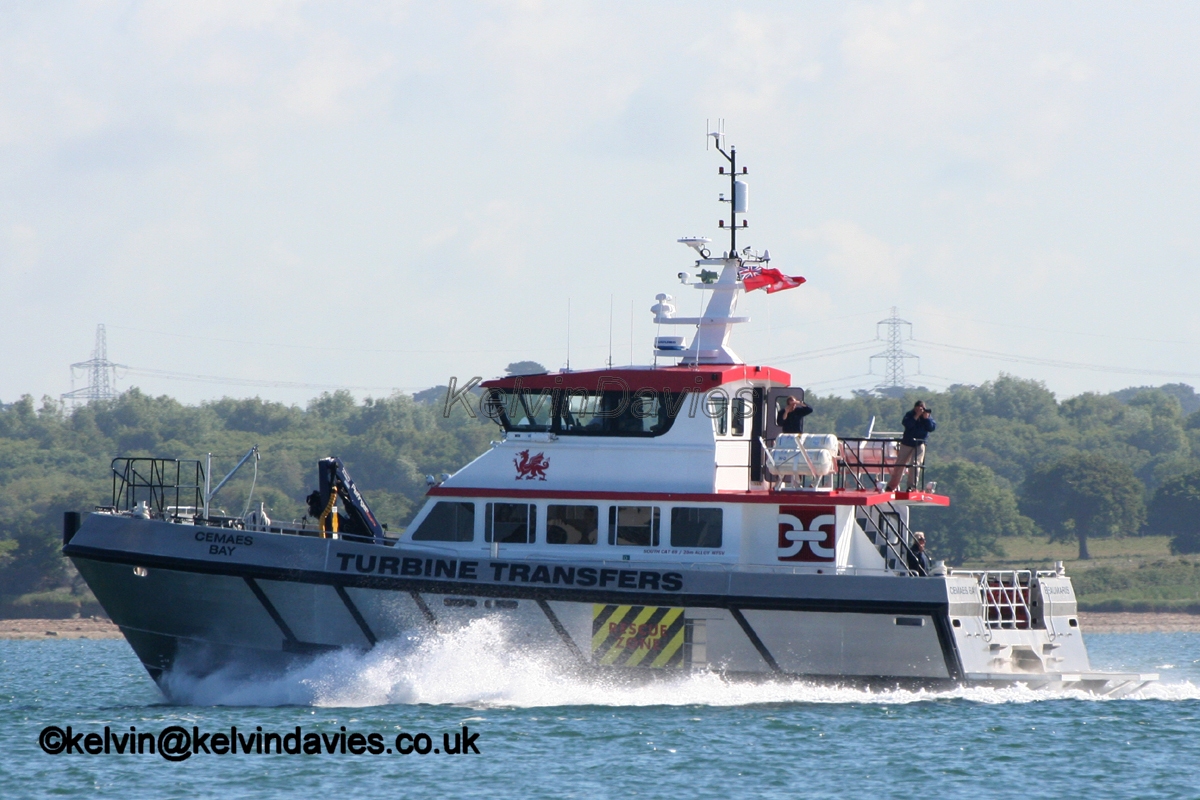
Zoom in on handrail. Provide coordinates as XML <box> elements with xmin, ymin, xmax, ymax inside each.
<box><xmin>950</xmin><ymin>570</ymin><xmax>1034</xmax><ymax>630</ymax></box>
<box><xmin>111</xmin><ymin>458</ymin><xmax>205</xmax><ymax>521</ymax></box>
<box><xmin>950</xmin><ymin>569</ymin><xmax>1036</xmax><ymax>580</ymax></box>
<box><xmin>105</xmin><ymin>508</ymin><xmax>393</xmax><ymax>545</ymax></box>
<box><xmin>841</xmin><ymin>444</ymin><xmax>922</xmax><ymax>575</ymax></box>
<box><xmin>839</xmin><ymin>443</ymin><xmax>875</xmax><ymax>491</ymax></box>
<box><xmin>872</xmin><ymin>502</ymin><xmax>922</xmax><ymax>576</ymax></box>
<box><xmin>837</xmin><ymin>436</ymin><xmax>926</xmax><ymax>494</ymax></box>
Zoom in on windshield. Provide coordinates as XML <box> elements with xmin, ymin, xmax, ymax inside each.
<box><xmin>485</xmin><ymin>388</ymin><xmax>684</xmax><ymax>437</ymax></box>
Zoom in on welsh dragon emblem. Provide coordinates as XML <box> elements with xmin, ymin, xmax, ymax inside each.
<box><xmin>514</xmin><ymin>450</ymin><xmax>549</xmax><ymax>481</ymax></box>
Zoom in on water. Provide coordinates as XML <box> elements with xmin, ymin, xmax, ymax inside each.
<box><xmin>2</xmin><ymin>624</ymin><xmax>1199</xmax><ymax>799</ymax></box>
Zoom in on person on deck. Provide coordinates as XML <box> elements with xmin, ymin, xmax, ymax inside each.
<box><xmin>777</xmin><ymin>396</ymin><xmax>813</xmax><ymax>434</ymax></box>
<box><xmin>885</xmin><ymin>400</ymin><xmax>936</xmax><ymax>492</ymax></box>
<box><xmin>907</xmin><ymin>532</ymin><xmax>931</xmax><ymax>576</ymax></box>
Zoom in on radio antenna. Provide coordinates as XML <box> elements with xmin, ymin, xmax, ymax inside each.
<box><xmin>710</xmin><ymin>121</ymin><xmax>746</xmax><ymax>258</ymax></box>
<box><xmin>607</xmin><ymin>295</ymin><xmax>614</xmax><ymax>368</ymax></box>
<box><xmin>566</xmin><ymin>298</ymin><xmax>571</xmax><ymax>371</ymax></box>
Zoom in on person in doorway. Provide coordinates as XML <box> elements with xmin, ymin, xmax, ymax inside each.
<box><xmin>885</xmin><ymin>400</ymin><xmax>936</xmax><ymax>492</ymax></box>
<box><xmin>907</xmin><ymin>532</ymin><xmax>931</xmax><ymax>576</ymax></box>
<box><xmin>777</xmin><ymin>396</ymin><xmax>813</xmax><ymax>434</ymax></box>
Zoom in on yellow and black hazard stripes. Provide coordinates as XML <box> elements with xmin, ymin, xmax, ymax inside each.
<box><xmin>591</xmin><ymin>604</ymin><xmax>686</xmax><ymax>668</ymax></box>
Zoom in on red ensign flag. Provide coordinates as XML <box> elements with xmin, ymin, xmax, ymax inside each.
<box><xmin>741</xmin><ymin>266</ymin><xmax>806</xmax><ymax>294</ymax></box>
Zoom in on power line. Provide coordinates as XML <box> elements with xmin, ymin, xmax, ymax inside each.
<box><xmin>921</xmin><ymin>311</ymin><xmax>1199</xmax><ymax>347</ymax></box>
<box><xmin>803</xmin><ymin>372</ymin><xmax>879</xmax><ymax>388</ymax></box>
<box><xmin>912</xmin><ymin>339</ymin><xmax>1200</xmax><ymax>380</ymax></box>
<box><xmin>740</xmin><ymin>307</ymin><xmax>886</xmax><ymax>337</ymax></box>
<box><xmin>782</xmin><ymin>310</ymin><xmax>1200</xmax><ymax>398</ymax></box>
<box><xmin>107</xmin><ymin>324</ymin><xmax>565</xmax><ymax>356</ymax></box>
<box><xmin>120</xmin><ymin>366</ymin><xmax>415</xmax><ymax>393</ymax></box>
<box><xmin>763</xmin><ymin>339</ymin><xmax>880</xmax><ymax>364</ymax></box>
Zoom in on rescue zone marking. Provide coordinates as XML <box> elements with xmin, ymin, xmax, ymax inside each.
<box><xmin>591</xmin><ymin>604</ymin><xmax>687</xmax><ymax>668</ymax></box>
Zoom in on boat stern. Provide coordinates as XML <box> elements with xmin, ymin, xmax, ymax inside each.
<box><xmin>944</xmin><ymin>569</ymin><xmax>1155</xmax><ymax>695</ymax></box>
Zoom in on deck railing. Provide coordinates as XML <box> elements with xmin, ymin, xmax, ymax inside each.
<box><xmin>761</xmin><ymin>436</ymin><xmax>927</xmax><ymax>493</ymax></box>
<box><xmin>837</xmin><ymin>437</ymin><xmax>926</xmax><ymax>493</ymax></box>
<box><xmin>951</xmin><ymin>570</ymin><xmax>1035</xmax><ymax>630</ymax></box>
<box><xmin>109</xmin><ymin>456</ymin><xmax>386</xmax><ymax>542</ymax></box>
<box><xmin>110</xmin><ymin>458</ymin><xmax>204</xmax><ymax>522</ymax></box>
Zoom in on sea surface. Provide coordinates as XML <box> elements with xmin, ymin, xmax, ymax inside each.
<box><xmin>2</xmin><ymin>624</ymin><xmax>1198</xmax><ymax>799</ymax></box>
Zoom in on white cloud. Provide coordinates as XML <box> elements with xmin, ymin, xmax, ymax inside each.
<box><xmin>132</xmin><ymin>0</ymin><xmax>304</xmax><ymax>50</ymax></box>
<box><xmin>798</xmin><ymin>220</ymin><xmax>909</xmax><ymax>294</ymax></box>
<box><xmin>277</xmin><ymin>38</ymin><xmax>395</xmax><ymax>120</ymax></box>
<box><xmin>705</xmin><ymin>10</ymin><xmax>823</xmax><ymax>116</ymax></box>
<box><xmin>0</xmin><ymin>223</ymin><xmax>40</xmax><ymax>275</ymax></box>
<box><xmin>465</xmin><ymin>2</ymin><xmax>647</xmax><ymax>134</ymax></box>
<box><xmin>1031</xmin><ymin>52</ymin><xmax>1093</xmax><ymax>83</ymax></box>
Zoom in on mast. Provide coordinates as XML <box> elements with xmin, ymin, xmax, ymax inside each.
<box><xmin>712</xmin><ymin>138</ymin><xmax>747</xmax><ymax>257</ymax></box>
<box><xmin>653</xmin><ymin>128</ymin><xmax>760</xmax><ymax>365</ymax></box>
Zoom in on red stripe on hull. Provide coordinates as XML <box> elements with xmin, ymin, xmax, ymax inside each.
<box><xmin>427</xmin><ymin>486</ymin><xmax>949</xmax><ymax>507</ymax></box>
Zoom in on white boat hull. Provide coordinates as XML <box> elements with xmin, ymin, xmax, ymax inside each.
<box><xmin>66</xmin><ymin>514</ymin><xmax>1153</xmax><ymax>695</ymax></box>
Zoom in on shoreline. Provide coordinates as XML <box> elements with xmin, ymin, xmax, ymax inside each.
<box><xmin>0</xmin><ymin>617</ymin><xmax>123</xmax><ymax>639</ymax></box>
<box><xmin>1077</xmin><ymin>611</ymin><xmax>1200</xmax><ymax>633</ymax></box>
<box><xmin>2</xmin><ymin>611</ymin><xmax>1199</xmax><ymax>639</ymax></box>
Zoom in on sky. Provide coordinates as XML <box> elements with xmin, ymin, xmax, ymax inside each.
<box><xmin>2</xmin><ymin>1</ymin><xmax>1199</xmax><ymax>407</ymax></box>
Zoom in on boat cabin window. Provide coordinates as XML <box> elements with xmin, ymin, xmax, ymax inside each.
<box><xmin>609</xmin><ymin>506</ymin><xmax>660</xmax><ymax>547</ymax></box>
<box><xmin>546</xmin><ymin>505</ymin><xmax>598</xmax><ymax>545</ymax></box>
<box><xmin>485</xmin><ymin>502</ymin><xmax>536</xmax><ymax>544</ymax></box>
<box><xmin>410</xmin><ymin>501</ymin><xmax>475</xmax><ymax>542</ymax></box>
<box><xmin>670</xmin><ymin>507</ymin><xmax>723</xmax><ymax>548</ymax></box>
<box><xmin>558</xmin><ymin>390</ymin><xmax>680</xmax><ymax>436</ymax></box>
<box><xmin>485</xmin><ymin>388</ymin><xmax>684</xmax><ymax>437</ymax></box>
<box><xmin>708</xmin><ymin>394</ymin><xmax>729</xmax><ymax>436</ymax></box>
<box><xmin>485</xmin><ymin>389</ymin><xmax>555</xmax><ymax>432</ymax></box>
<box><xmin>558</xmin><ymin>391</ymin><xmax>606</xmax><ymax>432</ymax></box>
<box><xmin>731</xmin><ymin>396</ymin><xmax>747</xmax><ymax>437</ymax></box>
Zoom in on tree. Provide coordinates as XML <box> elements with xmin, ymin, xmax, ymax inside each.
<box><xmin>1020</xmin><ymin>453</ymin><xmax>1146</xmax><ymax>560</ymax></box>
<box><xmin>910</xmin><ymin>461</ymin><xmax>1035</xmax><ymax>565</ymax></box>
<box><xmin>1147</xmin><ymin>468</ymin><xmax>1200</xmax><ymax>554</ymax></box>
<box><xmin>1111</xmin><ymin>383</ymin><xmax>1200</xmax><ymax>415</ymax></box>
<box><xmin>504</xmin><ymin>361</ymin><xmax>547</xmax><ymax>376</ymax></box>
<box><xmin>412</xmin><ymin>385</ymin><xmax>449</xmax><ymax>405</ymax></box>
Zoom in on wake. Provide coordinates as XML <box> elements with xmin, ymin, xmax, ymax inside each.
<box><xmin>159</xmin><ymin>618</ymin><xmax>1200</xmax><ymax>708</ymax></box>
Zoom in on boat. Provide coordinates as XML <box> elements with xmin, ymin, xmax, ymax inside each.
<box><xmin>63</xmin><ymin>134</ymin><xmax>1154</xmax><ymax>696</ymax></box>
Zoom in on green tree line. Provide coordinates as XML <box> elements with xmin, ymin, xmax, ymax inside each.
<box><xmin>4</xmin><ymin>373</ymin><xmax>1200</xmax><ymax>612</ymax></box>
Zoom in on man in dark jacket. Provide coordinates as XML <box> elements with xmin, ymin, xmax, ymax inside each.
<box><xmin>777</xmin><ymin>396</ymin><xmax>813</xmax><ymax>434</ymax></box>
<box><xmin>885</xmin><ymin>400</ymin><xmax>936</xmax><ymax>491</ymax></box>
<box><xmin>906</xmin><ymin>532</ymin><xmax>931</xmax><ymax>576</ymax></box>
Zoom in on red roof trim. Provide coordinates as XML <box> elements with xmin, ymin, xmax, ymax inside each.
<box><xmin>427</xmin><ymin>485</ymin><xmax>949</xmax><ymax>507</ymax></box>
<box><xmin>893</xmin><ymin>491</ymin><xmax>951</xmax><ymax>507</ymax></box>
<box><xmin>480</xmin><ymin>365</ymin><xmax>792</xmax><ymax>393</ymax></box>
